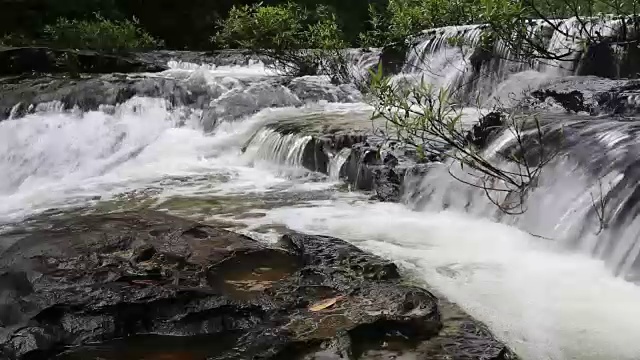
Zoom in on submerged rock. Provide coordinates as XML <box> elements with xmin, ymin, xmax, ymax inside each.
<box><xmin>0</xmin><ymin>211</ymin><xmax>515</xmax><ymax>360</ymax></box>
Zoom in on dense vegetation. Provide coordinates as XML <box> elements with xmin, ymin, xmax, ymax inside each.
<box><xmin>2</xmin><ymin>0</ymin><xmax>637</xmax><ymax>54</ymax></box>
<box><xmin>1</xmin><ymin>0</ymin><xmax>637</xmax><ymax>52</ymax></box>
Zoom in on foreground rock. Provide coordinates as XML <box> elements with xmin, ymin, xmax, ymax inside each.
<box><xmin>0</xmin><ymin>211</ymin><xmax>515</xmax><ymax>360</ymax></box>
<box><xmin>0</xmin><ymin>47</ymin><xmax>166</xmax><ymax>76</ymax></box>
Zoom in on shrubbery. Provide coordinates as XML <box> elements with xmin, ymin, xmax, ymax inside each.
<box><xmin>42</xmin><ymin>15</ymin><xmax>162</xmax><ymax>52</ymax></box>
<box><xmin>214</xmin><ymin>3</ymin><xmax>346</xmax><ymax>51</ymax></box>
<box><xmin>358</xmin><ymin>0</ymin><xmax>484</xmax><ymax>47</ymax></box>
<box><xmin>215</xmin><ymin>3</ymin><xmax>349</xmax><ymax>77</ymax></box>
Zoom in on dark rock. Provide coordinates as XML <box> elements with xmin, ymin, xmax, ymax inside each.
<box><xmin>341</xmin><ymin>141</ymin><xmax>429</xmax><ymax>202</ymax></box>
<box><xmin>577</xmin><ymin>41</ymin><xmax>618</xmax><ymax>79</ymax></box>
<box><xmin>576</xmin><ymin>31</ymin><xmax>640</xmax><ymax>79</ymax></box>
<box><xmin>372</xmin><ymin>166</ymin><xmax>403</xmax><ymax>202</ymax></box>
<box><xmin>343</xmin><ymin>143</ymin><xmax>382</xmax><ymax>191</ymax></box>
<box><xmin>0</xmin><ymin>74</ymin><xmax>233</xmax><ymax>121</ymax></box>
<box><xmin>0</xmin><ymin>210</ymin><xmax>465</xmax><ymax>360</ymax></box>
<box><xmin>202</xmin><ymin>81</ymin><xmax>302</xmax><ymax>132</ymax></box>
<box><xmin>0</xmin><ymin>47</ymin><xmax>167</xmax><ymax>76</ymax></box>
<box><xmin>379</xmin><ymin>42</ymin><xmax>408</xmax><ymax>75</ymax></box>
<box><xmin>287</xmin><ymin>77</ymin><xmax>362</xmax><ymax>104</ymax></box>
<box><xmin>531</xmin><ymin>89</ymin><xmax>587</xmax><ymax>113</ymax></box>
<box><xmin>465</xmin><ymin>112</ymin><xmax>505</xmax><ymax>149</ymax></box>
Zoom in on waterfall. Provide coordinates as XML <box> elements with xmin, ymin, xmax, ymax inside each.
<box><xmin>328</xmin><ymin>147</ymin><xmax>352</xmax><ymax>181</ymax></box>
<box><xmin>3</xmin><ymin>41</ymin><xmax>640</xmax><ymax>360</ymax></box>
<box><xmin>243</xmin><ymin>128</ymin><xmax>313</xmax><ymax>169</ymax></box>
<box><xmin>402</xmin><ymin>116</ymin><xmax>640</xmax><ymax>281</ymax></box>
<box><xmin>399</xmin><ymin>16</ymin><xmax>636</xmax><ymax>104</ymax></box>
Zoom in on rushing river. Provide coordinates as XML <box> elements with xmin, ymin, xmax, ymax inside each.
<box><xmin>3</xmin><ymin>22</ymin><xmax>640</xmax><ymax>360</ymax></box>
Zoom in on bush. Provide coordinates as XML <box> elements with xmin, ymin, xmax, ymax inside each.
<box><xmin>214</xmin><ymin>3</ymin><xmax>346</xmax><ymax>51</ymax></box>
<box><xmin>358</xmin><ymin>0</ymin><xmax>483</xmax><ymax>47</ymax></box>
<box><xmin>43</xmin><ymin>15</ymin><xmax>162</xmax><ymax>52</ymax></box>
<box><xmin>214</xmin><ymin>3</ymin><xmax>349</xmax><ymax>78</ymax></box>
<box><xmin>0</xmin><ymin>33</ymin><xmax>37</xmax><ymax>47</ymax></box>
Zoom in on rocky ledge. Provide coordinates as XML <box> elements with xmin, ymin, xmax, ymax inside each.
<box><xmin>0</xmin><ymin>47</ymin><xmax>167</xmax><ymax>76</ymax></box>
<box><xmin>0</xmin><ymin>211</ymin><xmax>515</xmax><ymax>360</ymax></box>
<box><xmin>258</xmin><ymin>111</ymin><xmax>504</xmax><ymax>202</ymax></box>
<box><xmin>521</xmin><ymin>76</ymin><xmax>640</xmax><ymax>116</ymax></box>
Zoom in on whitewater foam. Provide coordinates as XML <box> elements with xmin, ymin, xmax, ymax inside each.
<box><xmin>246</xmin><ymin>199</ymin><xmax>640</xmax><ymax>360</ymax></box>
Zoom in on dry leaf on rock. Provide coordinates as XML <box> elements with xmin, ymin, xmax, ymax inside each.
<box><xmin>308</xmin><ymin>295</ymin><xmax>345</xmax><ymax>311</ymax></box>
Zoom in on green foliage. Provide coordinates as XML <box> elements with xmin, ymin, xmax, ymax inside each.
<box><xmin>214</xmin><ymin>3</ymin><xmax>304</xmax><ymax>50</ymax></box>
<box><xmin>358</xmin><ymin>0</ymin><xmax>484</xmax><ymax>47</ymax></box>
<box><xmin>3</xmin><ymin>0</ymin><xmax>638</xmax><ymax>53</ymax></box>
<box><xmin>214</xmin><ymin>2</ymin><xmax>346</xmax><ymax>51</ymax></box>
<box><xmin>0</xmin><ymin>34</ymin><xmax>37</xmax><ymax>47</ymax></box>
<box><xmin>368</xmin><ymin>64</ymin><xmax>557</xmax><ymax>213</ymax></box>
<box><xmin>478</xmin><ymin>0</ymin><xmax>640</xmax><ymax>64</ymax></box>
<box><xmin>214</xmin><ymin>2</ymin><xmax>349</xmax><ymax>77</ymax></box>
<box><xmin>43</xmin><ymin>15</ymin><xmax>162</xmax><ymax>52</ymax></box>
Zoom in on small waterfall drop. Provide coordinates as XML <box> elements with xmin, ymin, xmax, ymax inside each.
<box><xmin>403</xmin><ymin>117</ymin><xmax>640</xmax><ymax>280</ymax></box>
<box><xmin>399</xmin><ymin>16</ymin><xmax>635</xmax><ymax>104</ymax></box>
<box><xmin>243</xmin><ymin>128</ymin><xmax>312</xmax><ymax>169</ymax></box>
<box><xmin>328</xmin><ymin>147</ymin><xmax>352</xmax><ymax>181</ymax></box>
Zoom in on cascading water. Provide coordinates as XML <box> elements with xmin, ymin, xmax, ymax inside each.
<box><xmin>328</xmin><ymin>147</ymin><xmax>352</xmax><ymax>181</ymax></box>
<box><xmin>404</xmin><ymin>117</ymin><xmax>640</xmax><ymax>281</ymax></box>
<box><xmin>2</xmin><ymin>21</ymin><xmax>640</xmax><ymax>359</ymax></box>
<box><xmin>399</xmin><ymin>16</ymin><xmax>635</xmax><ymax>104</ymax></box>
<box><xmin>243</xmin><ymin>128</ymin><xmax>312</xmax><ymax>169</ymax></box>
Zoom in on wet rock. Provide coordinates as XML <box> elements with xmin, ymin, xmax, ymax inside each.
<box><xmin>0</xmin><ymin>47</ymin><xmax>166</xmax><ymax>76</ymax></box>
<box><xmin>577</xmin><ymin>41</ymin><xmax>619</xmax><ymax>79</ymax></box>
<box><xmin>576</xmin><ymin>32</ymin><xmax>640</xmax><ymax>79</ymax></box>
<box><xmin>340</xmin><ymin>140</ymin><xmax>431</xmax><ymax>202</ymax></box>
<box><xmin>379</xmin><ymin>42</ymin><xmax>407</xmax><ymax>75</ymax></box>
<box><xmin>525</xmin><ymin>76</ymin><xmax>640</xmax><ymax>116</ymax></box>
<box><xmin>0</xmin><ymin>210</ymin><xmax>473</xmax><ymax>360</ymax></box>
<box><xmin>531</xmin><ymin>88</ymin><xmax>588</xmax><ymax>113</ymax></box>
<box><xmin>343</xmin><ymin>143</ymin><xmax>381</xmax><ymax>191</ymax></box>
<box><xmin>135</xmin><ymin>50</ymin><xmax>267</xmax><ymax>68</ymax></box>
<box><xmin>202</xmin><ymin>81</ymin><xmax>302</xmax><ymax>132</ymax></box>
<box><xmin>465</xmin><ymin>112</ymin><xmax>505</xmax><ymax>149</ymax></box>
<box><xmin>0</xmin><ymin>74</ymin><xmax>222</xmax><ymax>120</ymax></box>
<box><xmin>287</xmin><ymin>77</ymin><xmax>362</xmax><ymax>104</ymax></box>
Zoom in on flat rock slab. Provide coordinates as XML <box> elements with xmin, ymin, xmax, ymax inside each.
<box><xmin>0</xmin><ymin>211</ymin><xmax>514</xmax><ymax>359</ymax></box>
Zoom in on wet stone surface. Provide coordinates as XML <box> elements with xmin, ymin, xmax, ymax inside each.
<box><xmin>0</xmin><ymin>210</ymin><xmax>517</xmax><ymax>360</ymax></box>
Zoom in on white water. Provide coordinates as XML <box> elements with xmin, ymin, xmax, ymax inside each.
<box><xmin>2</xmin><ymin>25</ymin><xmax>640</xmax><ymax>359</ymax></box>
<box><xmin>328</xmin><ymin>147</ymin><xmax>352</xmax><ymax>181</ymax></box>
<box><xmin>245</xmin><ymin>199</ymin><xmax>640</xmax><ymax>360</ymax></box>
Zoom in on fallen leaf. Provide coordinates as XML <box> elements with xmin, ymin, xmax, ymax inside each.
<box><xmin>131</xmin><ymin>279</ymin><xmax>157</xmax><ymax>286</ymax></box>
<box><xmin>308</xmin><ymin>296</ymin><xmax>345</xmax><ymax>312</ymax></box>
